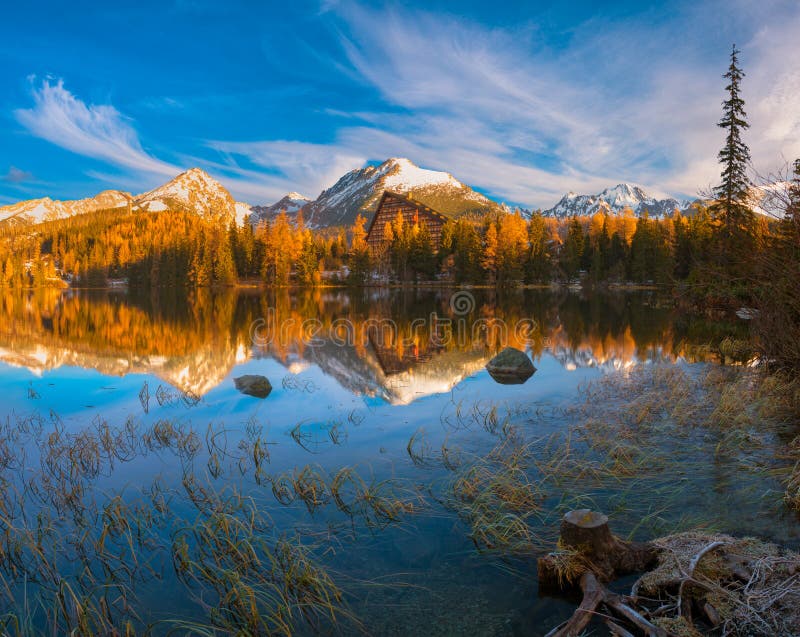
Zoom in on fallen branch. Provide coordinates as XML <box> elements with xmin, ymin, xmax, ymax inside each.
<box><xmin>605</xmin><ymin>619</ymin><xmax>636</xmax><ymax>637</ymax></box>
<box><xmin>604</xmin><ymin>592</ymin><xmax>668</xmax><ymax>637</ymax></box>
<box><xmin>677</xmin><ymin>540</ymin><xmax>726</xmax><ymax>618</ymax></box>
<box><xmin>546</xmin><ymin>574</ymin><xmax>670</xmax><ymax>637</ymax></box>
<box><xmin>544</xmin><ymin>572</ymin><xmax>604</xmax><ymax>637</ymax></box>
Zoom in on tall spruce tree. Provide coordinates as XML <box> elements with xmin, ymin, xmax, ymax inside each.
<box><xmin>712</xmin><ymin>45</ymin><xmax>755</xmax><ymax>252</ymax></box>
<box><xmin>561</xmin><ymin>218</ymin><xmax>584</xmax><ymax>279</ymax></box>
<box><xmin>789</xmin><ymin>159</ymin><xmax>800</xmax><ymax>231</ymax></box>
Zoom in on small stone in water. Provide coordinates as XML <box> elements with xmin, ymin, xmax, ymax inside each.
<box><xmin>486</xmin><ymin>347</ymin><xmax>536</xmax><ymax>385</ymax></box>
<box><xmin>234</xmin><ymin>375</ymin><xmax>273</xmax><ymax>399</ymax></box>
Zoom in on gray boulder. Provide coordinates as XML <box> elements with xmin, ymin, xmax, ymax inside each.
<box><xmin>234</xmin><ymin>375</ymin><xmax>273</xmax><ymax>399</ymax></box>
<box><xmin>486</xmin><ymin>347</ymin><xmax>536</xmax><ymax>385</ymax></box>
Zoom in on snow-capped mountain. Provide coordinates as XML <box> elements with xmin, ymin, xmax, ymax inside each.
<box><xmin>543</xmin><ymin>184</ymin><xmax>692</xmax><ymax>219</ymax></box>
<box><xmin>297</xmin><ymin>158</ymin><xmax>501</xmax><ymax>228</ymax></box>
<box><xmin>249</xmin><ymin>192</ymin><xmax>312</xmax><ymax>226</ymax></box>
<box><xmin>0</xmin><ymin>190</ymin><xmax>131</xmax><ymax>226</ymax></box>
<box><xmin>134</xmin><ymin>168</ymin><xmax>238</xmax><ymax>222</ymax></box>
<box><xmin>744</xmin><ymin>183</ymin><xmax>794</xmax><ymax>218</ymax></box>
<box><xmin>234</xmin><ymin>201</ymin><xmax>255</xmax><ymax>226</ymax></box>
<box><xmin>0</xmin><ymin>168</ymin><xmax>242</xmax><ymax>227</ymax></box>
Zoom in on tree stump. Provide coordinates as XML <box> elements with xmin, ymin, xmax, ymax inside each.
<box><xmin>539</xmin><ymin>509</ymin><xmax>658</xmax><ymax>593</ymax></box>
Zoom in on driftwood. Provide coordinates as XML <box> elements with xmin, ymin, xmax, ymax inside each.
<box><xmin>543</xmin><ymin>572</ymin><xmax>604</xmax><ymax>637</ymax></box>
<box><xmin>539</xmin><ymin>511</ymin><xmax>800</xmax><ymax>636</ymax></box>
<box><xmin>676</xmin><ymin>540</ymin><xmax>726</xmax><ymax>620</ymax></box>
<box><xmin>543</xmin><ymin>570</ymin><xmax>669</xmax><ymax>637</ymax></box>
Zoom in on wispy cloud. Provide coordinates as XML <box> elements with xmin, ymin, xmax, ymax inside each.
<box><xmin>240</xmin><ymin>0</ymin><xmax>797</xmax><ymax>208</ymax></box>
<box><xmin>344</xmin><ymin>2</ymin><xmax>796</xmax><ymax>203</ymax></box>
<box><xmin>1</xmin><ymin>166</ymin><xmax>33</xmax><ymax>184</ymax></box>
<box><xmin>208</xmin><ymin>140</ymin><xmax>366</xmax><ymax>200</ymax></box>
<box><xmin>14</xmin><ymin>79</ymin><xmax>179</xmax><ymax>178</ymax></box>
<box><xmin>11</xmin><ymin>79</ymin><xmax>294</xmax><ymax>203</ymax></box>
<box><xmin>9</xmin><ymin>2</ymin><xmax>800</xmax><ymax>210</ymax></box>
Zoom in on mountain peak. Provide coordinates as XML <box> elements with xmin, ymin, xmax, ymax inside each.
<box><xmin>134</xmin><ymin>168</ymin><xmax>236</xmax><ymax>220</ymax></box>
<box><xmin>544</xmin><ymin>184</ymin><xmax>690</xmax><ymax>219</ymax></box>
<box><xmin>169</xmin><ymin>167</ymin><xmax>221</xmax><ymax>188</ymax></box>
<box><xmin>258</xmin><ymin>157</ymin><xmax>501</xmax><ymax>228</ymax></box>
<box><xmin>248</xmin><ymin>192</ymin><xmax>313</xmax><ymax>226</ymax></box>
<box><xmin>0</xmin><ymin>191</ymin><xmax>131</xmax><ymax>226</ymax></box>
<box><xmin>383</xmin><ymin>157</ymin><xmax>413</xmax><ymax>166</ymax></box>
<box><xmin>285</xmin><ymin>192</ymin><xmax>310</xmax><ymax>201</ymax></box>
<box><xmin>375</xmin><ymin>157</ymin><xmax>464</xmax><ymax>192</ymax></box>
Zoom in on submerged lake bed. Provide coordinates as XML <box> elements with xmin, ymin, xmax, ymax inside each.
<box><xmin>0</xmin><ymin>288</ymin><xmax>797</xmax><ymax>635</ymax></box>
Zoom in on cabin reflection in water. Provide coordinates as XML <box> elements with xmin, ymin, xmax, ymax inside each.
<box><xmin>364</xmin><ymin>323</ymin><xmax>494</xmax><ymax>404</ymax></box>
<box><xmin>367</xmin><ymin>330</ymin><xmax>445</xmax><ymax>376</ymax></box>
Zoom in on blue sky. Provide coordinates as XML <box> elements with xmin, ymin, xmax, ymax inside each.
<box><xmin>1</xmin><ymin>0</ymin><xmax>798</xmax><ymax>209</ymax></box>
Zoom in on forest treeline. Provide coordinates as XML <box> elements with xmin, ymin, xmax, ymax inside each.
<box><xmin>0</xmin><ymin>190</ymin><xmax>787</xmax><ymax>292</ymax></box>
<box><xmin>0</xmin><ymin>207</ymin><xmax>349</xmax><ymax>290</ymax></box>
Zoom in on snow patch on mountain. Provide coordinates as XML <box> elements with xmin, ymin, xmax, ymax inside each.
<box><xmin>140</xmin><ymin>200</ymin><xmax>168</xmax><ymax>212</ymax></box>
<box><xmin>234</xmin><ymin>202</ymin><xmax>254</xmax><ymax>225</ymax></box>
<box><xmin>381</xmin><ymin>157</ymin><xmax>462</xmax><ymax>190</ymax></box>
<box><xmin>745</xmin><ymin>182</ymin><xmax>792</xmax><ymax>218</ymax></box>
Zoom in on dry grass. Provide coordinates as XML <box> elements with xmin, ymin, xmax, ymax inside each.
<box><xmin>445</xmin><ymin>435</ymin><xmax>546</xmax><ymax>554</ymax></box>
<box><xmin>0</xmin><ymin>405</ymin><xmax>422</xmax><ymax>635</ymax></box>
<box><xmin>636</xmin><ymin>531</ymin><xmax>800</xmax><ymax>636</ymax></box>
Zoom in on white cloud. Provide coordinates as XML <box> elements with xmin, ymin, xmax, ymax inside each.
<box><xmin>15</xmin><ymin>79</ymin><xmax>179</xmax><ymax>178</ymax></box>
<box><xmin>207</xmin><ymin>140</ymin><xmax>366</xmax><ymax>200</ymax></box>
<box><xmin>11</xmin><ymin>79</ymin><xmax>298</xmax><ymax>204</ymax></box>
<box><xmin>11</xmin><ymin>2</ymin><xmax>800</xmax><ymax>210</ymax></box>
<box><xmin>293</xmin><ymin>0</ymin><xmax>800</xmax><ymax>207</ymax></box>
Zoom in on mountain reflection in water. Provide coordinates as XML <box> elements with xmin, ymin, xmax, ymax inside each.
<box><xmin>0</xmin><ymin>288</ymin><xmax>742</xmax><ymax>404</ymax></box>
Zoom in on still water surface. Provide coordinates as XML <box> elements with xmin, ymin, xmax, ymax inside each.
<box><xmin>0</xmin><ymin>288</ymin><xmax>794</xmax><ymax>635</ymax></box>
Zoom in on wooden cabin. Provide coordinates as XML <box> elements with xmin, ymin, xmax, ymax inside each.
<box><xmin>365</xmin><ymin>191</ymin><xmax>448</xmax><ymax>252</ymax></box>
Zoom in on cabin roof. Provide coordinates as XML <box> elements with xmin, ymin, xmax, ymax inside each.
<box><xmin>365</xmin><ymin>190</ymin><xmax>449</xmax><ymax>236</ymax></box>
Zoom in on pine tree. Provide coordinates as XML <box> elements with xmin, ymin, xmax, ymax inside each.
<box><xmin>347</xmin><ymin>214</ymin><xmax>371</xmax><ymax>285</ymax></box>
<box><xmin>410</xmin><ymin>222</ymin><xmax>436</xmax><ymax>281</ymax></box>
<box><xmin>788</xmin><ymin>158</ymin><xmax>800</xmax><ymax>234</ymax></box>
<box><xmin>526</xmin><ymin>213</ymin><xmax>551</xmax><ymax>283</ymax></box>
<box><xmin>598</xmin><ymin>218</ymin><xmax>611</xmax><ymax>275</ymax></box>
<box><xmin>673</xmin><ymin>214</ymin><xmax>693</xmax><ymax>279</ymax></box>
<box><xmin>712</xmin><ymin>44</ymin><xmax>756</xmax><ymax>254</ymax></box>
<box><xmin>561</xmin><ymin>218</ymin><xmax>584</xmax><ymax>280</ymax></box>
<box><xmin>481</xmin><ymin>222</ymin><xmax>498</xmax><ymax>283</ymax></box>
<box><xmin>212</xmin><ymin>228</ymin><xmax>237</xmax><ymax>286</ymax></box>
<box><xmin>441</xmin><ymin>219</ymin><xmax>482</xmax><ymax>283</ymax></box>
<box><xmin>629</xmin><ymin>217</ymin><xmax>651</xmax><ymax>282</ymax></box>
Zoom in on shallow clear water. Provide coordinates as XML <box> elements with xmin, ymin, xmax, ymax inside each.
<box><xmin>0</xmin><ymin>287</ymin><xmax>795</xmax><ymax>635</ymax></box>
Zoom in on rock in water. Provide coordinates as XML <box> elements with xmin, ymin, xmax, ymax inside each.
<box><xmin>486</xmin><ymin>347</ymin><xmax>536</xmax><ymax>385</ymax></box>
<box><xmin>234</xmin><ymin>375</ymin><xmax>272</xmax><ymax>399</ymax></box>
